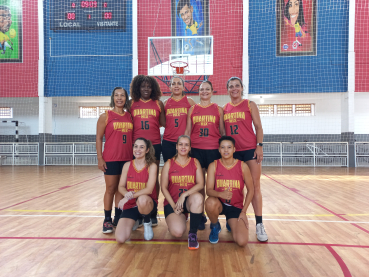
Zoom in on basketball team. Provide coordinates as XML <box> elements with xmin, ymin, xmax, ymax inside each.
<box><xmin>96</xmin><ymin>75</ymin><xmax>268</xmax><ymax>250</ymax></box>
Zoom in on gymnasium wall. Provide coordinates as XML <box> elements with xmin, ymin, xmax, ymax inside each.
<box><xmin>355</xmin><ymin>0</ymin><xmax>369</xmax><ymax>92</ymax></box>
<box><xmin>249</xmin><ymin>0</ymin><xmax>349</xmax><ymax>94</ymax></box>
<box><xmin>0</xmin><ymin>0</ymin><xmax>39</xmax><ymax>97</ymax></box>
<box><xmin>43</xmin><ymin>0</ymin><xmax>133</xmax><ymax>97</ymax></box>
<box><xmin>137</xmin><ymin>0</ymin><xmax>243</xmax><ymax>95</ymax></box>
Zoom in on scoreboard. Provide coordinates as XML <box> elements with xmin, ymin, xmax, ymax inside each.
<box><xmin>50</xmin><ymin>0</ymin><xmax>126</xmax><ymax>30</ymax></box>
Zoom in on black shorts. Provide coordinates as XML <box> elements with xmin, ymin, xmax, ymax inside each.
<box><xmin>162</xmin><ymin>139</ymin><xmax>177</xmax><ymax>163</ymax></box>
<box><xmin>191</xmin><ymin>148</ymin><xmax>221</xmax><ymax>169</ymax></box>
<box><xmin>153</xmin><ymin>144</ymin><xmax>162</xmax><ymax>161</ymax></box>
<box><xmin>234</xmin><ymin>149</ymin><xmax>256</xmax><ymax>162</ymax></box>
<box><xmin>120</xmin><ymin>198</ymin><xmax>158</xmax><ymax>221</ymax></box>
<box><xmin>220</xmin><ymin>201</ymin><xmax>242</xmax><ymax>221</ymax></box>
<box><xmin>163</xmin><ymin>197</ymin><xmax>189</xmax><ymax>218</ymax></box>
<box><xmin>104</xmin><ymin>161</ymin><xmax>128</xmax><ymax>175</ymax></box>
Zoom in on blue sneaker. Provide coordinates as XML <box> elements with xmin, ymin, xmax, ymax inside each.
<box><xmin>198</xmin><ymin>215</ymin><xmax>208</xmax><ymax>230</ymax></box>
<box><xmin>209</xmin><ymin>221</ymin><xmax>221</xmax><ymax>244</ymax></box>
<box><xmin>226</xmin><ymin>222</ymin><xmax>231</xmax><ymax>232</ymax></box>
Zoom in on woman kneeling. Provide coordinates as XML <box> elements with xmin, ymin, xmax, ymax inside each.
<box><xmin>161</xmin><ymin>135</ymin><xmax>204</xmax><ymax>250</ymax></box>
<box><xmin>205</xmin><ymin>136</ymin><xmax>254</xmax><ymax>247</ymax></box>
<box><xmin>115</xmin><ymin>138</ymin><xmax>158</xmax><ymax>243</ymax></box>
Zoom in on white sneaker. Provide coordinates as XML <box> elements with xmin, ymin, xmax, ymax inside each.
<box><xmin>143</xmin><ymin>221</ymin><xmax>154</xmax><ymax>241</ymax></box>
<box><xmin>132</xmin><ymin>218</ymin><xmax>143</xmax><ymax>231</ymax></box>
<box><xmin>256</xmin><ymin>223</ymin><xmax>268</xmax><ymax>242</ymax></box>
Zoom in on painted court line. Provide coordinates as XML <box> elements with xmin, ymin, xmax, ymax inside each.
<box><xmin>0</xmin><ymin>176</ymin><xmax>101</xmax><ymax>211</ymax></box>
<box><xmin>1</xmin><ymin>236</ymin><xmax>369</xmax><ymax>249</ymax></box>
<box><xmin>2</xmin><ymin>214</ymin><xmax>369</xmax><ymax>225</ymax></box>
<box><xmin>326</xmin><ymin>246</ymin><xmax>352</xmax><ymax>277</ymax></box>
<box><xmin>263</xmin><ymin>174</ymin><xmax>369</xmax><ymax>235</ymax></box>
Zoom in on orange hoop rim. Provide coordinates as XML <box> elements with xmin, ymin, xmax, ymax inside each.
<box><xmin>170</xmin><ymin>61</ymin><xmax>189</xmax><ymax>75</ymax></box>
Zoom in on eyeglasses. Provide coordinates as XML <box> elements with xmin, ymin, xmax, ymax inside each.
<box><xmin>0</xmin><ymin>14</ymin><xmax>12</xmax><ymax>19</ymax></box>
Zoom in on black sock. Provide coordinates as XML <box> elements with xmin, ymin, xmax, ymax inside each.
<box><xmin>189</xmin><ymin>212</ymin><xmax>202</xmax><ymax>234</ymax></box>
<box><xmin>255</xmin><ymin>215</ymin><xmax>263</xmax><ymax>225</ymax></box>
<box><xmin>143</xmin><ymin>214</ymin><xmax>151</xmax><ymax>223</ymax></box>
<box><xmin>104</xmin><ymin>209</ymin><xmax>112</xmax><ymax>221</ymax></box>
<box><xmin>114</xmin><ymin>207</ymin><xmax>122</xmax><ymax>219</ymax></box>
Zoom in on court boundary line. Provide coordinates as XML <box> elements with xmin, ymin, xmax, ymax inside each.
<box><xmin>263</xmin><ymin>174</ymin><xmax>369</xmax><ymax>235</ymax></box>
<box><xmin>0</xmin><ymin>176</ymin><xmax>101</xmax><ymax>211</ymax></box>
<box><xmin>0</xmin><ymin>236</ymin><xmax>360</xmax><ymax>276</ymax></box>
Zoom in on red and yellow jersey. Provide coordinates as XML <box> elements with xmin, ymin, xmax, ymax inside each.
<box><xmin>102</xmin><ymin>110</ymin><xmax>133</xmax><ymax>162</ymax></box>
<box><xmin>223</xmin><ymin>100</ymin><xmax>257</xmax><ymax>151</ymax></box>
<box><xmin>190</xmin><ymin>103</ymin><xmax>221</xmax><ymax>149</ymax></box>
<box><xmin>164</xmin><ymin>157</ymin><xmax>198</xmax><ymax>206</ymax></box>
<box><xmin>214</xmin><ymin>159</ymin><xmax>245</xmax><ymax>209</ymax></box>
<box><xmin>131</xmin><ymin>99</ymin><xmax>162</xmax><ymax>145</ymax></box>
<box><xmin>163</xmin><ymin>96</ymin><xmax>192</xmax><ymax>142</ymax></box>
<box><xmin>124</xmin><ymin>161</ymin><xmax>158</xmax><ymax>210</ymax></box>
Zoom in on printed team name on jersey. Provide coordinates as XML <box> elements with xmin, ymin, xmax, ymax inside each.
<box><xmin>171</xmin><ymin>175</ymin><xmax>195</xmax><ymax>186</ymax></box>
<box><xmin>133</xmin><ymin>109</ymin><xmax>157</xmax><ymax>119</ymax></box>
<box><xmin>192</xmin><ymin>115</ymin><xmax>216</xmax><ymax>126</ymax></box>
<box><xmin>127</xmin><ymin>181</ymin><xmax>146</xmax><ymax>192</ymax></box>
<box><xmin>166</xmin><ymin>107</ymin><xmax>188</xmax><ymax>117</ymax></box>
<box><xmin>224</xmin><ymin>112</ymin><xmax>245</xmax><ymax>123</ymax></box>
<box><xmin>113</xmin><ymin>122</ymin><xmax>133</xmax><ymax>132</ymax></box>
<box><xmin>216</xmin><ymin>179</ymin><xmax>241</xmax><ymax>191</ymax></box>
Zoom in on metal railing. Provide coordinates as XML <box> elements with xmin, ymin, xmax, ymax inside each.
<box><xmin>0</xmin><ymin>143</ymin><xmax>39</xmax><ymax>165</ymax></box>
<box><xmin>355</xmin><ymin>142</ymin><xmax>369</xmax><ymax>167</ymax></box>
<box><xmin>0</xmin><ymin>142</ymin><xmax>349</xmax><ymax>167</ymax></box>
<box><xmin>263</xmin><ymin>142</ymin><xmax>348</xmax><ymax>167</ymax></box>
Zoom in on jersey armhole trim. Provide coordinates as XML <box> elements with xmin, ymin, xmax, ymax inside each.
<box><xmin>156</xmin><ymin>100</ymin><xmax>162</xmax><ymax>112</ymax></box>
<box><xmin>105</xmin><ymin>110</ymin><xmax>109</xmax><ymax>126</ymax></box>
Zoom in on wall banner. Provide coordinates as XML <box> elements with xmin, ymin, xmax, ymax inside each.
<box><xmin>276</xmin><ymin>0</ymin><xmax>317</xmax><ymax>56</ymax></box>
<box><xmin>0</xmin><ymin>0</ymin><xmax>22</xmax><ymax>63</ymax></box>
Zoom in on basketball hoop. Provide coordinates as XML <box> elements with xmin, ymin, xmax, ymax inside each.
<box><xmin>170</xmin><ymin>61</ymin><xmax>189</xmax><ymax>76</ymax></box>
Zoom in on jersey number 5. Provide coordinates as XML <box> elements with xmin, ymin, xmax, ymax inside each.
<box><xmin>174</xmin><ymin>118</ymin><xmax>179</xmax><ymax>128</ymax></box>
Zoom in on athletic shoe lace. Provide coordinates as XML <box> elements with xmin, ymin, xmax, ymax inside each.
<box><xmin>189</xmin><ymin>233</ymin><xmax>197</xmax><ymax>242</ymax></box>
<box><xmin>258</xmin><ymin>223</ymin><xmax>266</xmax><ymax>235</ymax></box>
<box><xmin>104</xmin><ymin>221</ymin><xmax>113</xmax><ymax>228</ymax></box>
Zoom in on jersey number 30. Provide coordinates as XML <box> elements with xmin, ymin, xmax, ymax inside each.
<box><xmin>199</xmin><ymin>128</ymin><xmax>209</xmax><ymax>137</ymax></box>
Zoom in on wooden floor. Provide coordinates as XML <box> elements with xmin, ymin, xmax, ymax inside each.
<box><xmin>0</xmin><ymin>166</ymin><xmax>369</xmax><ymax>277</ymax></box>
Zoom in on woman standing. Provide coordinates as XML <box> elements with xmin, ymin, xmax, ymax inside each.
<box><xmin>96</xmin><ymin>87</ymin><xmax>133</xmax><ymax>234</ymax></box>
<box><xmin>115</xmin><ymin>138</ymin><xmax>158</xmax><ymax>242</ymax></box>
<box><xmin>130</xmin><ymin>75</ymin><xmax>165</xmax><ymax>226</ymax></box>
<box><xmin>162</xmin><ymin>77</ymin><xmax>196</xmax><ymax>163</ymax></box>
<box><xmin>185</xmin><ymin>80</ymin><xmax>226</xmax><ymax>229</ymax></box>
<box><xmin>161</xmin><ymin>135</ymin><xmax>204</xmax><ymax>249</ymax></box>
<box><xmin>223</xmin><ymin>77</ymin><xmax>268</xmax><ymax>242</ymax></box>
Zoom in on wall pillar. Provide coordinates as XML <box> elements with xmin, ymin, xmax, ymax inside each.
<box><xmin>342</xmin><ymin>0</ymin><xmax>356</xmax><ymax>167</ymax></box>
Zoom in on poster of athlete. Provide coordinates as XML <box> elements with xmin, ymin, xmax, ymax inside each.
<box><xmin>276</xmin><ymin>0</ymin><xmax>317</xmax><ymax>56</ymax></box>
<box><xmin>0</xmin><ymin>0</ymin><xmax>22</xmax><ymax>63</ymax></box>
<box><xmin>171</xmin><ymin>0</ymin><xmax>209</xmax><ymax>56</ymax></box>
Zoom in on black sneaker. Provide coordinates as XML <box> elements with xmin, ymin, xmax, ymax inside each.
<box><xmin>151</xmin><ymin>214</ymin><xmax>158</xmax><ymax>226</ymax></box>
<box><xmin>198</xmin><ymin>215</ymin><xmax>208</xmax><ymax>230</ymax></box>
<box><xmin>112</xmin><ymin>217</ymin><xmax>119</xmax><ymax>227</ymax></box>
<box><xmin>102</xmin><ymin>220</ymin><xmax>113</xmax><ymax>234</ymax></box>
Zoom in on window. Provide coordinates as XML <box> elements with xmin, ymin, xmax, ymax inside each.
<box><xmin>79</xmin><ymin>106</ymin><xmax>111</xmax><ymax>118</ymax></box>
<box><xmin>257</xmin><ymin>104</ymin><xmax>315</xmax><ymax>117</ymax></box>
<box><xmin>0</xmin><ymin>107</ymin><xmax>13</xmax><ymax>118</ymax></box>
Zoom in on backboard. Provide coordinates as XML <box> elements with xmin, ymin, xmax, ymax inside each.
<box><xmin>148</xmin><ymin>36</ymin><xmax>213</xmax><ymax>76</ymax></box>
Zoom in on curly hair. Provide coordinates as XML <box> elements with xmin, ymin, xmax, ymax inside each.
<box><xmin>134</xmin><ymin>138</ymin><xmax>156</xmax><ymax>167</ymax></box>
<box><xmin>130</xmin><ymin>75</ymin><xmax>162</xmax><ymax>102</ymax></box>
<box><xmin>110</xmin><ymin>87</ymin><xmax>131</xmax><ymax>111</ymax></box>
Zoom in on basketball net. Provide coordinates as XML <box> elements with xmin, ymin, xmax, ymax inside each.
<box><xmin>170</xmin><ymin>61</ymin><xmax>189</xmax><ymax>80</ymax></box>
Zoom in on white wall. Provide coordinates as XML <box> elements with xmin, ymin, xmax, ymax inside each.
<box><xmin>248</xmin><ymin>93</ymin><xmax>342</xmax><ymax>134</ymax></box>
<box><xmin>1</xmin><ymin>93</ymin><xmax>368</xmax><ymax>137</ymax></box>
<box><xmin>52</xmin><ymin>97</ymin><xmax>110</xmax><ymax>135</ymax></box>
<box><xmin>354</xmin><ymin>92</ymin><xmax>369</xmax><ymax>134</ymax></box>
<box><xmin>0</xmin><ymin>98</ymin><xmax>39</xmax><ymax>136</ymax></box>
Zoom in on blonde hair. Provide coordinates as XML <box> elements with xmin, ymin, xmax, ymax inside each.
<box><xmin>134</xmin><ymin>138</ymin><xmax>156</xmax><ymax>167</ymax></box>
